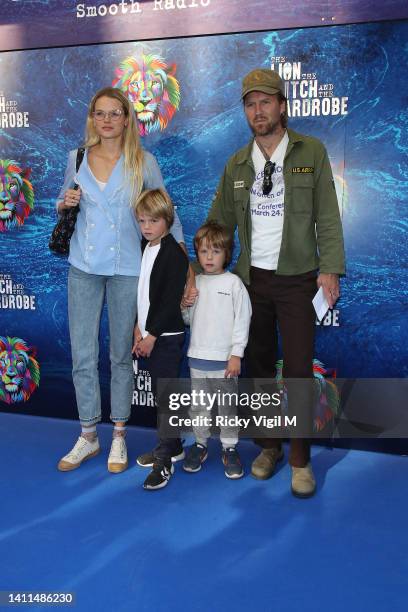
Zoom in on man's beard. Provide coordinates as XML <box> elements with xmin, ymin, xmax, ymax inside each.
<box><xmin>250</xmin><ymin>117</ymin><xmax>281</xmax><ymax>137</ymax></box>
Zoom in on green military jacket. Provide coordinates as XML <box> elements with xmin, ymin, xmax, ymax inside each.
<box><xmin>208</xmin><ymin>128</ymin><xmax>345</xmax><ymax>285</ymax></box>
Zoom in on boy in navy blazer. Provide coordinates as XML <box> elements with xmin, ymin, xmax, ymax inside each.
<box><xmin>132</xmin><ymin>189</ymin><xmax>188</xmax><ymax>490</ymax></box>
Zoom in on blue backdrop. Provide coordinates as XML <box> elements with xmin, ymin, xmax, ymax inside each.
<box><xmin>0</xmin><ymin>20</ymin><xmax>407</xmax><ymax>423</ymax></box>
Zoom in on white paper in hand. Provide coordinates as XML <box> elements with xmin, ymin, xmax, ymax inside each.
<box><xmin>313</xmin><ymin>286</ymin><xmax>330</xmax><ymax>322</ymax></box>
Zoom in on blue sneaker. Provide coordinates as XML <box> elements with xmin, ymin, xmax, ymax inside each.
<box><xmin>183</xmin><ymin>443</ymin><xmax>208</xmax><ymax>473</ymax></box>
<box><xmin>222</xmin><ymin>447</ymin><xmax>244</xmax><ymax>479</ymax></box>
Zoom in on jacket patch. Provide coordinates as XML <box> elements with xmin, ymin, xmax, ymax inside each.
<box><xmin>292</xmin><ymin>167</ymin><xmax>314</xmax><ymax>173</ymax></box>
<box><xmin>234</xmin><ymin>181</ymin><xmax>245</xmax><ymax>188</ymax></box>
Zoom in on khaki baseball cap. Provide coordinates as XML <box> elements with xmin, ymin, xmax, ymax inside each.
<box><xmin>242</xmin><ymin>68</ymin><xmax>285</xmax><ymax>99</ymax></box>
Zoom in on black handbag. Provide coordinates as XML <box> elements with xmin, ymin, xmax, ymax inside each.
<box><xmin>49</xmin><ymin>147</ymin><xmax>85</xmax><ymax>255</ymax></box>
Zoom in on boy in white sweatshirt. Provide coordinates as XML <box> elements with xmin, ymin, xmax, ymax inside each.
<box><xmin>182</xmin><ymin>221</ymin><xmax>252</xmax><ymax>478</ymax></box>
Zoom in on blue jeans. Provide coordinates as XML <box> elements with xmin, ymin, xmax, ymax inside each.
<box><xmin>68</xmin><ymin>265</ymin><xmax>138</xmax><ymax>425</ymax></box>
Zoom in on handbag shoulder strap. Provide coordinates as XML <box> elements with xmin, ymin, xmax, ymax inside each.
<box><xmin>76</xmin><ymin>147</ymin><xmax>85</xmax><ymax>172</ymax></box>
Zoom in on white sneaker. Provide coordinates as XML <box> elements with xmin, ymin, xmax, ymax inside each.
<box><xmin>58</xmin><ymin>436</ymin><xmax>100</xmax><ymax>471</ymax></box>
<box><xmin>108</xmin><ymin>436</ymin><xmax>128</xmax><ymax>473</ymax></box>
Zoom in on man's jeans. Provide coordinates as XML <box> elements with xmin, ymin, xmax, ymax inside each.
<box><xmin>68</xmin><ymin>265</ymin><xmax>138</xmax><ymax>425</ymax></box>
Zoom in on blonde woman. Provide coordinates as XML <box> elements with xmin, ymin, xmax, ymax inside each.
<box><xmin>56</xmin><ymin>87</ymin><xmax>185</xmax><ymax>474</ymax></box>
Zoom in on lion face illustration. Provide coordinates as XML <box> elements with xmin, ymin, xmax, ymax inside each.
<box><xmin>276</xmin><ymin>359</ymin><xmax>340</xmax><ymax>432</ymax></box>
<box><xmin>112</xmin><ymin>52</ymin><xmax>180</xmax><ymax>136</ymax></box>
<box><xmin>0</xmin><ymin>336</ymin><xmax>40</xmax><ymax>404</ymax></box>
<box><xmin>0</xmin><ymin>160</ymin><xmax>34</xmax><ymax>232</ymax></box>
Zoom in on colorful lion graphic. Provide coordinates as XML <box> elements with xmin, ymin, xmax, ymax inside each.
<box><xmin>276</xmin><ymin>358</ymin><xmax>340</xmax><ymax>432</ymax></box>
<box><xmin>0</xmin><ymin>160</ymin><xmax>34</xmax><ymax>232</ymax></box>
<box><xmin>112</xmin><ymin>49</ymin><xmax>180</xmax><ymax>136</ymax></box>
<box><xmin>0</xmin><ymin>336</ymin><xmax>40</xmax><ymax>405</ymax></box>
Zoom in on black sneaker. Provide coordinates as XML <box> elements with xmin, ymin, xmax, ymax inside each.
<box><xmin>137</xmin><ymin>446</ymin><xmax>185</xmax><ymax>467</ymax></box>
<box><xmin>143</xmin><ymin>462</ymin><xmax>174</xmax><ymax>490</ymax></box>
<box><xmin>183</xmin><ymin>443</ymin><xmax>208</xmax><ymax>473</ymax></box>
<box><xmin>222</xmin><ymin>447</ymin><xmax>244</xmax><ymax>479</ymax></box>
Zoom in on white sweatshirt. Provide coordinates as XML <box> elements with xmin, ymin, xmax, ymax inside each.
<box><xmin>183</xmin><ymin>272</ymin><xmax>252</xmax><ymax>361</ymax></box>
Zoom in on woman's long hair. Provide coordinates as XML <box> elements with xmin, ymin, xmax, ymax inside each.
<box><xmin>84</xmin><ymin>86</ymin><xmax>144</xmax><ymax>202</ymax></box>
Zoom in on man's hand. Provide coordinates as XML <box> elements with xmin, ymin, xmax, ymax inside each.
<box><xmin>317</xmin><ymin>273</ymin><xmax>340</xmax><ymax>309</ymax></box>
<box><xmin>225</xmin><ymin>355</ymin><xmax>241</xmax><ymax>378</ymax></box>
<box><xmin>134</xmin><ymin>333</ymin><xmax>157</xmax><ymax>358</ymax></box>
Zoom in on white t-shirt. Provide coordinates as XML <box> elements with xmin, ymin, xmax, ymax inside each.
<box><xmin>89</xmin><ymin>167</ymin><xmax>107</xmax><ymax>192</ymax></box>
<box><xmin>250</xmin><ymin>131</ymin><xmax>289</xmax><ymax>270</ymax></box>
<box><xmin>137</xmin><ymin>243</ymin><xmax>160</xmax><ymax>338</ymax></box>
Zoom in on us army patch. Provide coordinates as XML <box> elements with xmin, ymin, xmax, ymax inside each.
<box><xmin>234</xmin><ymin>181</ymin><xmax>245</xmax><ymax>188</ymax></box>
<box><xmin>292</xmin><ymin>167</ymin><xmax>314</xmax><ymax>173</ymax></box>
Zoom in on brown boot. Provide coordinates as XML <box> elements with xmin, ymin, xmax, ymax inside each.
<box><xmin>251</xmin><ymin>448</ymin><xmax>284</xmax><ymax>480</ymax></box>
<box><xmin>291</xmin><ymin>463</ymin><xmax>316</xmax><ymax>498</ymax></box>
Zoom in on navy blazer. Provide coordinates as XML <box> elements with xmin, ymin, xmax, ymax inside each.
<box><xmin>142</xmin><ymin>234</ymin><xmax>189</xmax><ymax>337</ymax></box>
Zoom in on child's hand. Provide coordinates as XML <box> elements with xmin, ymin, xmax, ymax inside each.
<box><xmin>182</xmin><ymin>283</ymin><xmax>199</xmax><ymax>308</ymax></box>
<box><xmin>136</xmin><ymin>334</ymin><xmax>157</xmax><ymax>358</ymax></box>
<box><xmin>182</xmin><ymin>265</ymin><xmax>198</xmax><ymax>307</ymax></box>
<box><xmin>132</xmin><ymin>324</ymin><xmax>142</xmax><ymax>355</ymax></box>
<box><xmin>225</xmin><ymin>356</ymin><xmax>241</xmax><ymax>378</ymax></box>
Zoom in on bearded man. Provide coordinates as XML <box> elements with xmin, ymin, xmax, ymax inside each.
<box><xmin>206</xmin><ymin>69</ymin><xmax>345</xmax><ymax>497</ymax></box>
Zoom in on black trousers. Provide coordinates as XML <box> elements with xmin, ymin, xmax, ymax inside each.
<box><xmin>145</xmin><ymin>334</ymin><xmax>185</xmax><ymax>464</ymax></box>
<box><xmin>245</xmin><ymin>267</ymin><xmax>317</xmax><ymax>467</ymax></box>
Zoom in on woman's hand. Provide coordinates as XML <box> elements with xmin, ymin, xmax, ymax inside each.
<box><xmin>61</xmin><ymin>187</ymin><xmax>81</xmax><ymax>211</ymax></box>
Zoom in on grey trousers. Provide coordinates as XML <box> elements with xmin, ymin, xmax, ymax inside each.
<box><xmin>190</xmin><ymin>367</ymin><xmax>239</xmax><ymax>448</ymax></box>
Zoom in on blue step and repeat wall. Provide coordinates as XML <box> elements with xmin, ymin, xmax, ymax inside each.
<box><xmin>0</xmin><ymin>1</ymin><xmax>407</xmax><ymax>430</ymax></box>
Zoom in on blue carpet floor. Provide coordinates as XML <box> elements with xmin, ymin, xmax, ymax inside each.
<box><xmin>0</xmin><ymin>413</ymin><xmax>406</xmax><ymax>612</ymax></box>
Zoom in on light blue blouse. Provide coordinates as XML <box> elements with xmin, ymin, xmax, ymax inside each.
<box><xmin>56</xmin><ymin>148</ymin><xmax>184</xmax><ymax>276</ymax></box>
